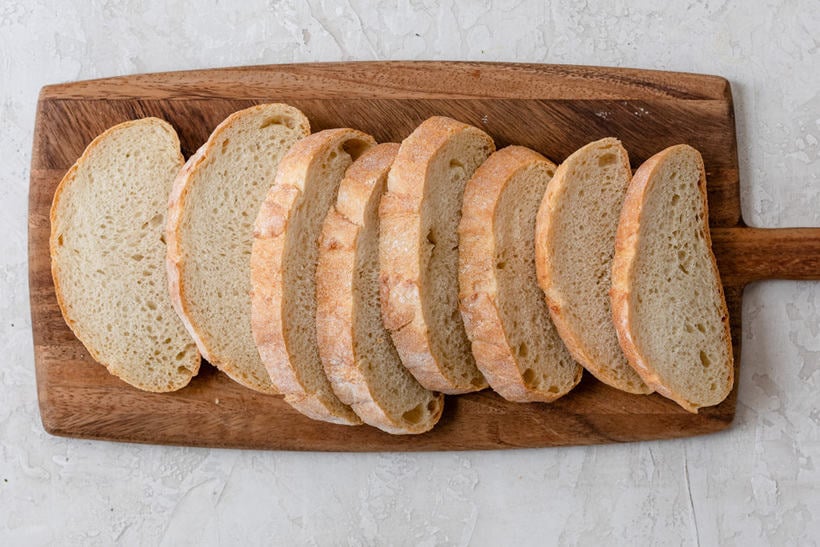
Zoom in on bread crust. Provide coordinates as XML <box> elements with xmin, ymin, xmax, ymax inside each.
<box><xmin>166</xmin><ymin>104</ymin><xmax>309</xmax><ymax>394</ymax></box>
<box><xmin>379</xmin><ymin>116</ymin><xmax>494</xmax><ymax>394</ymax></box>
<box><xmin>51</xmin><ymin>118</ymin><xmax>201</xmax><ymax>392</ymax></box>
<box><xmin>316</xmin><ymin>143</ymin><xmax>444</xmax><ymax>433</ymax></box>
<box><xmin>252</xmin><ymin>128</ymin><xmax>376</xmax><ymax>425</ymax></box>
<box><xmin>459</xmin><ymin>146</ymin><xmax>582</xmax><ymax>402</ymax></box>
<box><xmin>610</xmin><ymin>145</ymin><xmax>734</xmax><ymax>412</ymax></box>
<box><xmin>535</xmin><ymin>138</ymin><xmax>652</xmax><ymax>394</ymax></box>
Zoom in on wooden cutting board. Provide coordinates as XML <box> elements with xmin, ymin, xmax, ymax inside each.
<box><xmin>29</xmin><ymin>62</ymin><xmax>820</xmax><ymax>451</ymax></box>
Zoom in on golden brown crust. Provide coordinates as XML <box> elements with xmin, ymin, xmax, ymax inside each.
<box><xmin>379</xmin><ymin>116</ymin><xmax>494</xmax><ymax>394</ymax></box>
<box><xmin>459</xmin><ymin>145</ymin><xmax>582</xmax><ymax>402</ymax></box>
<box><xmin>165</xmin><ymin>104</ymin><xmax>309</xmax><ymax>395</ymax></box>
<box><xmin>316</xmin><ymin>143</ymin><xmax>444</xmax><ymax>433</ymax></box>
<box><xmin>252</xmin><ymin>128</ymin><xmax>376</xmax><ymax>425</ymax></box>
<box><xmin>611</xmin><ymin>145</ymin><xmax>734</xmax><ymax>412</ymax></box>
<box><xmin>535</xmin><ymin>138</ymin><xmax>652</xmax><ymax>394</ymax></box>
<box><xmin>51</xmin><ymin>118</ymin><xmax>201</xmax><ymax>392</ymax></box>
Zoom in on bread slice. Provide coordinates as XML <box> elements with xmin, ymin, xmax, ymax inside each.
<box><xmin>252</xmin><ymin>128</ymin><xmax>376</xmax><ymax>425</ymax></box>
<box><xmin>459</xmin><ymin>146</ymin><xmax>583</xmax><ymax>402</ymax></box>
<box><xmin>611</xmin><ymin>145</ymin><xmax>733</xmax><ymax>412</ymax></box>
<box><xmin>166</xmin><ymin>104</ymin><xmax>309</xmax><ymax>394</ymax></box>
<box><xmin>535</xmin><ymin>138</ymin><xmax>651</xmax><ymax>394</ymax></box>
<box><xmin>316</xmin><ymin>143</ymin><xmax>444</xmax><ymax>433</ymax></box>
<box><xmin>379</xmin><ymin>116</ymin><xmax>495</xmax><ymax>394</ymax></box>
<box><xmin>50</xmin><ymin>118</ymin><xmax>200</xmax><ymax>392</ymax></box>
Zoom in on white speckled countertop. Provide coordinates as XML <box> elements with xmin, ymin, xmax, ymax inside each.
<box><xmin>2</xmin><ymin>1</ymin><xmax>818</xmax><ymax>544</ymax></box>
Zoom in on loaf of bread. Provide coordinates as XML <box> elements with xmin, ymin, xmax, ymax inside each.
<box><xmin>252</xmin><ymin>128</ymin><xmax>376</xmax><ymax>425</ymax></box>
<box><xmin>611</xmin><ymin>144</ymin><xmax>733</xmax><ymax>412</ymax></box>
<box><xmin>166</xmin><ymin>104</ymin><xmax>309</xmax><ymax>394</ymax></box>
<box><xmin>459</xmin><ymin>146</ymin><xmax>582</xmax><ymax>402</ymax></box>
<box><xmin>50</xmin><ymin>118</ymin><xmax>200</xmax><ymax>392</ymax></box>
<box><xmin>316</xmin><ymin>143</ymin><xmax>444</xmax><ymax>433</ymax></box>
<box><xmin>379</xmin><ymin>116</ymin><xmax>495</xmax><ymax>394</ymax></box>
<box><xmin>535</xmin><ymin>138</ymin><xmax>651</xmax><ymax>394</ymax></box>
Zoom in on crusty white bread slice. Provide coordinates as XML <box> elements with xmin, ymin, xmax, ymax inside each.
<box><xmin>379</xmin><ymin>116</ymin><xmax>495</xmax><ymax>394</ymax></box>
<box><xmin>252</xmin><ymin>128</ymin><xmax>376</xmax><ymax>425</ymax></box>
<box><xmin>166</xmin><ymin>104</ymin><xmax>309</xmax><ymax>394</ymax></box>
<box><xmin>611</xmin><ymin>144</ymin><xmax>733</xmax><ymax>412</ymax></box>
<box><xmin>50</xmin><ymin>118</ymin><xmax>200</xmax><ymax>392</ymax></box>
<box><xmin>535</xmin><ymin>138</ymin><xmax>651</xmax><ymax>394</ymax></box>
<box><xmin>316</xmin><ymin>143</ymin><xmax>444</xmax><ymax>433</ymax></box>
<box><xmin>459</xmin><ymin>146</ymin><xmax>582</xmax><ymax>402</ymax></box>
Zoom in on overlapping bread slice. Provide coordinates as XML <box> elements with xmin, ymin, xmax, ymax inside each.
<box><xmin>252</xmin><ymin>128</ymin><xmax>375</xmax><ymax>424</ymax></box>
<box><xmin>459</xmin><ymin>146</ymin><xmax>582</xmax><ymax>402</ymax></box>
<box><xmin>166</xmin><ymin>104</ymin><xmax>309</xmax><ymax>394</ymax></box>
<box><xmin>611</xmin><ymin>144</ymin><xmax>733</xmax><ymax>412</ymax></box>
<box><xmin>316</xmin><ymin>143</ymin><xmax>444</xmax><ymax>433</ymax></box>
<box><xmin>535</xmin><ymin>138</ymin><xmax>651</xmax><ymax>394</ymax></box>
<box><xmin>379</xmin><ymin>116</ymin><xmax>495</xmax><ymax>394</ymax></box>
<box><xmin>50</xmin><ymin>118</ymin><xmax>200</xmax><ymax>392</ymax></box>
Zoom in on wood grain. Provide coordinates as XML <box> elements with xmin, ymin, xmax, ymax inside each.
<box><xmin>28</xmin><ymin>62</ymin><xmax>820</xmax><ymax>451</ymax></box>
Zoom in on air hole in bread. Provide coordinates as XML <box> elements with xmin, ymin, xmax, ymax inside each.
<box><xmin>259</xmin><ymin>116</ymin><xmax>294</xmax><ymax>130</ymax></box>
<box><xmin>426</xmin><ymin>229</ymin><xmax>437</xmax><ymax>246</ymax></box>
<box><xmin>517</xmin><ymin>341</ymin><xmax>528</xmax><ymax>358</ymax></box>
<box><xmin>221</xmin><ymin>139</ymin><xmax>230</xmax><ymax>154</ymax></box>
<box><xmin>56</xmin><ymin>234</ymin><xmax>64</xmax><ymax>246</ymax></box>
<box><xmin>402</xmin><ymin>404</ymin><xmax>424</xmax><ymax>424</ymax></box>
<box><xmin>696</xmin><ymin>323</ymin><xmax>706</xmax><ymax>333</ymax></box>
<box><xmin>598</xmin><ymin>153</ymin><xmax>616</xmax><ymax>167</ymax></box>
<box><xmin>146</xmin><ymin>301</ymin><xmax>157</xmax><ymax>311</ymax></box>
<box><xmin>450</xmin><ymin>159</ymin><xmax>464</xmax><ymax>169</ymax></box>
<box><xmin>131</xmin><ymin>254</ymin><xmax>144</xmax><ymax>261</ymax></box>
<box><xmin>671</xmin><ymin>193</ymin><xmax>680</xmax><ymax>205</ymax></box>
<box><xmin>496</xmin><ymin>260</ymin><xmax>506</xmax><ymax>270</ymax></box>
<box><xmin>699</xmin><ymin>350</ymin><xmax>711</xmax><ymax>368</ymax></box>
<box><xmin>522</xmin><ymin>368</ymin><xmax>536</xmax><ymax>385</ymax></box>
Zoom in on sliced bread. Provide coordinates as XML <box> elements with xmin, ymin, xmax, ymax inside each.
<box><xmin>611</xmin><ymin>145</ymin><xmax>733</xmax><ymax>412</ymax></box>
<box><xmin>459</xmin><ymin>146</ymin><xmax>583</xmax><ymax>402</ymax></box>
<box><xmin>316</xmin><ymin>143</ymin><xmax>444</xmax><ymax>433</ymax></box>
<box><xmin>166</xmin><ymin>104</ymin><xmax>309</xmax><ymax>394</ymax></box>
<box><xmin>535</xmin><ymin>138</ymin><xmax>651</xmax><ymax>394</ymax></box>
<box><xmin>252</xmin><ymin>128</ymin><xmax>375</xmax><ymax>425</ymax></box>
<box><xmin>50</xmin><ymin>118</ymin><xmax>200</xmax><ymax>392</ymax></box>
<box><xmin>379</xmin><ymin>116</ymin><xmax>495</xmax><ymax>394</ymax></box>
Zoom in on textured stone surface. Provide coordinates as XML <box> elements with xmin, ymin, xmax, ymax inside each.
<box><xmin>2</xmin><ymin>0</ymin><xmax>819</xmax><ymax>544</ymax></box>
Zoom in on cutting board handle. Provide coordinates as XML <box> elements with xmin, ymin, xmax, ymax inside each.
<box><xmin>712</xmin><ymin>227</ymin><xmax>820</xmax><ymax>285</ymax></box>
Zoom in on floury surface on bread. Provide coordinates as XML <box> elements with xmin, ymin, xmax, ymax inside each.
<box><xmin>459</xmin><ymin>146</ymin><xmax>582</xmax><ymax>402</ymax></box>
<box><xmin>50</xmin><ymin>118</ymin><xmax>200</xmax><ymax>392</ymax></box>
<box><xmin>611</xmin><ymin>144</ymin><xmax>733</xmax><ymax>412</ymax></box>
<box><xmin>252</xmin><ymin>128</ymin><xmax>376</xmax><ymax>425</ymax></box>
<box><xmin>166</xmin><ymin>104</ymin><xmax>310</xmax><ymax>394</ymax></box>
<box><xmin>535</xmin><ymin>138</ymin><xmax>651</xmax><ymax>394</ymax></box>
<box><xmin>379</xmin><ymin>116</ymin><xmax>495</xmax><ymax>394</ymax></box>
<box><xmin>316</xmin><ymin>143</ymin><xmax>444</xmax><ymax>434</ymax></box>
